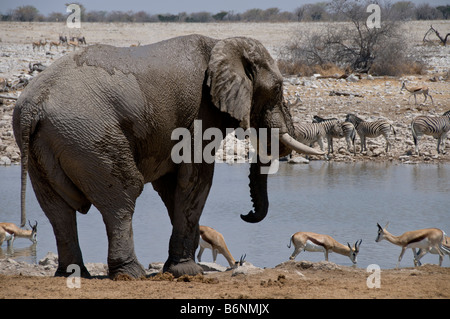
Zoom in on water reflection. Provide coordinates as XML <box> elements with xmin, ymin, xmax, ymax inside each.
<box><xmin>0</xmin><ymin>243</ymin><xmax>37</xmax><ymax>263</ymax></box>
<box><xmin>0</xmin><ymin>162</ymin><xmax>449</xmax><ymax>270</ymax></box>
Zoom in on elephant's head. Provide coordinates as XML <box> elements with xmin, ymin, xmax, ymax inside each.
<box><xmin>207</xmin><ymin>37</ymin><xmax>323</xmax><ymax>223</ymax></box>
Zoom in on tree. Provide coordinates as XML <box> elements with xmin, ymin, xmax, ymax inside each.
<box><xmin>241</xmin><ymin>8</ymin><xmax>264</xmax><ymax>21</ymax></box>
<box><xmin>158</xmin><ymin>14</ymin><xmax>178</xmax><ymax>22</ymax></box>
<box><xmin>294</xmin><ymin>6</ymin><xmax>306</xmax><ymax>21</ymax></box>
<box><xmin>415</xmin><ymin>4</ymin><xmax>442</xmax><ymax>20</ymax></box>
<box><xmin>279</xmin><ymin>0</ymin><xmax>415</xmax><ymax>75</ymax></box>
<box><xmin>390</xmin><ymin>1</ymin><xmax>416</xmax><ymax>21</ymax></box>
<box><xmin>186</xmin><ymin>11</ymin><xmax>212</xmax><ymax>22</ymax></box>
<box><xmin>12</xmin><ymin>5</ymin><xmax>41</xmax><ymax>21</ymax></box>
<box><xmin>300</xmin><ymin>2</ymin><xmax>329</xmax><ymax>21</ymax></box>
<box><xmin>47</xmin><ymin>12</ymin><xmax>65</xmax><ymax>22</ymax></box>
<box><xmin>84</xmin><ymin>10</ymin><xmax>107</xmax><ymax>22</ymax></box>
<box><xmin>132</xmin><ymin>11</ymin><xmax>154</xmax><ymax>22</ymax></box>
<box><xmin>436</xmin><ymin>5</ymin><xmax>450</xmax><ymax>19</ymax></box>
<box><xmin>212</xmin><ymin>11</ymin><xmax>228</xmax><ymax>21</ymax></box>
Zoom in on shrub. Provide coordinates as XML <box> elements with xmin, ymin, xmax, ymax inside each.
<box><xmin>278</xmin><ymin>0</ymin><xmax>428</xmax><ymax>76</ymax></box>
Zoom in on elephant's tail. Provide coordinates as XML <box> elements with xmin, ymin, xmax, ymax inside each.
<box><xmin>13</xmin><ymin>100</ymin><xmax>40</xmax><ymax>227</ymax></box>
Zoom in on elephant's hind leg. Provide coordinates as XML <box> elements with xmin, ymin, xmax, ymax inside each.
<box><xmin>28</xmin><ymin>163</ymin><xmax>91</xmax><ymax>278</ymax></box>
<box><xmin>74</xmin><ymin>153</ymin><xmax>146</xmax><ymax>280</ymax></box>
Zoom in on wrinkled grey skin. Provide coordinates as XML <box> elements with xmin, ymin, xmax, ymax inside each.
<box><xmin>13</xmin><ymin>34</ymin><xmax>299</xmax><ymax>279</ymax></box>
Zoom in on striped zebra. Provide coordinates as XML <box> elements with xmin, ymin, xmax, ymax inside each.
<box><xmin>313</xmin><ymin>115</ymin><xmax>356</xmax><ymax>154</ymax></box>
<box><xmin>294</xmin><ymin>119</ymin><xmax>343</xmax><ymax>156</ymax></box>
<box><xmin>345</xmin><ymin>113</ymin><xmax>396</xmax><ymax>153</ymax></box>
<box><xmin>411</xmin><ymin>111</ymin><xmax>450</xmax><ymax>155</ymax></box>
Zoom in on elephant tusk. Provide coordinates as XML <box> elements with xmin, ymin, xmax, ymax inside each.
<box><xmin>279</xmin><ymin>133</ymin><xmax>325</xmax><ymax>156</ymax></box>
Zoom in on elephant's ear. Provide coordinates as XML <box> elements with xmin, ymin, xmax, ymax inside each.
<box><xmin>207</xmin><ymin>38</ymin><xmax>258</xmax><ymax>130</ymax></box>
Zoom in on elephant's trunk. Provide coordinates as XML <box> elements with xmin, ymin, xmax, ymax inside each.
<box><xmin>240</xmin><ymin>159</ymin><xmax>269</xmax><ymax>223</ymax></box>
<box><xmin>240</xmin><ymin>133</ymin><xmax>323</xmax><ymax>224</ymax></box>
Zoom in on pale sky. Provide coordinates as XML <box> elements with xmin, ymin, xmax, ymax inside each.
<box><xmin>1</xmin><ymin>0</ymin><xmax>447</xmax><ymax>15</ymax></box>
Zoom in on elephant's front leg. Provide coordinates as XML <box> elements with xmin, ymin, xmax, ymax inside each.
<box><xmin>163</xmin><ymin>163</ymin><xmax>214</xmax><ymax>277</ymax></box>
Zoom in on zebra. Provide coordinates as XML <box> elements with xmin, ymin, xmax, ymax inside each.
<box><xmin>313</xmin><ymin>115</ymin><xmax>356</xmax><ymax>154</ymax></box>
<box><xmin>411</xmin><ymin>110</ymin><xmax>450</xmax><ymax>155</ymax></box>
<box><xmin>345</xmin><ymin>113</ymin><xmax>396</xmax><ymax>153</ymax></box>
<box><xmin>294</xmin><ymin>120</ymin><xmax>343</xmax><ymax>156</ymax></box>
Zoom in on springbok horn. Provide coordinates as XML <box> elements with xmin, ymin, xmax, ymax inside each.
<box><xmin>239</xmin><ymin>254</ymin><xmax>246</xmax><ymax>265</ymax></box>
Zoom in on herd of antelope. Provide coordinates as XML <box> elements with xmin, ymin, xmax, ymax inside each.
<box><xmin>198</xmin><ymin>224</ymin><xmax>449</xmax><ymax>269</ymax></box>
<box><xmin>32</xmin><ymin>35</ymin><xmax>87</xmax><ymax>52</ymax></box>
<box><xmin>0</xmin><ymin>220</ymin><xmax>448</xmax><ymax>269</ymax></box>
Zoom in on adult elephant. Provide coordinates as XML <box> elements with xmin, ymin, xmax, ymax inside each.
<box><xmin>13</xmin><ymin>34</ymin><xmax>322</xmax><ymax>279</ymax></box>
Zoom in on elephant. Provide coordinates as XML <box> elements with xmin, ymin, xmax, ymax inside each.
<box><xmin>13</xmin><ymin>34</ymin><xmax>323</xmax><ymax>279</ymax></box>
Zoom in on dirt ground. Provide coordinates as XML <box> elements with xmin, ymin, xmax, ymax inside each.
<box><xmin>1</xmin><ymin>261</ymin><xmax>449</xmax><ymax>299</ymax></box>
<box><xmin>0</xmin><ymin>21</ymin><xmax>449</xmax><ymax>300</ymax></box>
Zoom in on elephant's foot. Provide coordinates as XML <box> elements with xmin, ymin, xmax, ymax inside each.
<box><xmin>108</xmin><ymin>259</ymin><xmax>146</xmax><ymax>280</ymax></box>
<box><xmin>54</xmin><ymin>264</ymin><xmax>91</xmax><ymax>278</ymax></box>
<box><xmin>163</xmin><ymin>258</ymin><xmax>203</xmax><ymax>278</ymax></box>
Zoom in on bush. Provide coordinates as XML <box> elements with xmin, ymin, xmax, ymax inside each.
<box><xmin>278</xmin><ymin>0</ymin><xmax>428</xmax><ymax>76</ymax></box>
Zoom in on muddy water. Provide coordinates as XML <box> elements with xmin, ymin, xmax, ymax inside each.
<box><xmin>1</xmin><ymin>161</ymin><xmax>449</xmax><ymax>270</ymax></box>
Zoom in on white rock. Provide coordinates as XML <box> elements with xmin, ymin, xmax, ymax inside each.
<box><xmin>198</xmin><ymin>262</ymin><xmax>228</xmax><ymax>272</ymax></box>
<box><xmin>38</xmin><ymin>252</ymin><xmax>58</xmax><ymax>266</ymax></box>
<box><xmin>232</xmin><ymin>262</ymin><xmax>263</xmax><ymax>276</ymax></box>
<box><xmin>288</xmin><ymin>156</ymin><xmax>309</xmax><ymax>164</ymax></box>
<box><xmin>346</xmin><ymin>74</ymin><xmax>359</xmax><ymax>82</ymax></box>
<box><xmin>0</xmin><ymin>156</ymin><xmax>11</xmax><ymax>165</ymax></box>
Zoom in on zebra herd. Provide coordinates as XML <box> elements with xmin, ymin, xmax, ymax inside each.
<box><xmin>293</xmin><ymin>111</ymin><xmax>450</xmax><ymax>157</ymax></box>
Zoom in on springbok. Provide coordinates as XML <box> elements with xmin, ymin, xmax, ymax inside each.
<box><xmin>32</xmin><ymin>40</ymin><xmax>46</xmax><ymax>51</ymax></box>
<box><xmin>401</xmin><ymin>81</ymin><xmax>434</xmax><ymax>106</ymax></box>
<box><xmin>288</xmin><ymin>232</ymin><xmax>362</xmax><ymax>265</ymax></box>
<box><xmin>67</xmin><ymin>40</ymin><xmax>79</xmax><ymax>50</ymax></box>
<box><xmin>415</xmin><ymin>236</ymin><xmax>450</xmax><ymax>266</ymax></box>
<box><xmin>0</xmin><ymin>221</ymin><xmax>37</xmax><ymax>247</ymax></box>
<box><xmin>197</xmin><ymin>225</ymin><xmax>237</xmax><ymax>268</ymax></box>
<box><xmin>375</xmin><ymin>223</ymin><xmax>449</xmax><ymax>267</ymax></box>
<box><xmin>49</xmin><ymin>40</ymin><xmax>61</xmax><ymax>50</ymax></box>
<box><xmin>0</xmin><ymin>227</ymin><xmax>14</xmax><ymax>246</ymax></box>
<box><xmin>59</xmin><ymin>35</ymin><xmax>68</xmax><ymax>45</ymax></box>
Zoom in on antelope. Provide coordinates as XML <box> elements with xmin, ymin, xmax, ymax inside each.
<box><xmin>0</xmin><ymin>221</ymin><xmax>37</xmax><ymax>247</ymax></box>
<box><xmin>401</xmin><ymin>81</ymin><xmax>434</xmax><ymax>106</ymax></box>
<box><xmin>77</xmin><ymin>36</ymin><xmax>86</xmax><ymax>45</ymax></box>
<box><xmin>49</xmin><ymin>40</ymin><xmax>61</xmax><ymax>50</ymax></box>
<box><xmin>375</xmin><ymin>223</ymin><xmax>449</xmax><ymax>267</ymax></box>
<box><xmin>39</xmin><ymin>39</ymin><xmax>47</xmax><ymax>50</ymax></box>
<box><xmin>288</xmin><ymin>232</ymin><xmax>362</xmax><ymax>265</ymax></box>
<box><xmin>59</xmin><ymin>35</ymin><xmax>68</xmax><ymax>45</ymax></box>
<box><xmin>32</xmin><ymin>40</ymin><xmax>44</xmax><ymax>51</ymax></box>
<box><xmin>0</xmin><ymin>227</ymin><xmax>14</xmax><ymax>246</ymax></box>
<box><xmin>197</xmin><ymin>225</ymin><xmax>237</xmax><ymax>268</ymax></box>
<box><xmin>67</xmin><ymin>40</ymin><xmax>79</xmax><ymax>50</ymax></box>
<box><xmin>415</xmin><ymin>236</ymin><xmax>450</xmax><ymax>266</ymax></box>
